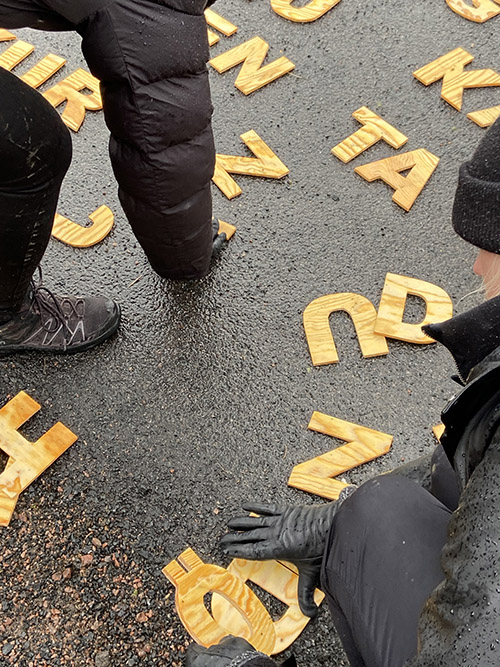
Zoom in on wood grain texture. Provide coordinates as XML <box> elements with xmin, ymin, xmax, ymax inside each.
<box><xmin>303</xmin><ymin>293</ymin><xmax>389</xmax><ymax>366</ymax></box>
<box><xmin>21</xmin><ymin>53</ymin><xmax>66</xmax><ymax>88</ymax></box>
<box><xmin>271</xmin><ymin>0</ymin><xmax>341</xmax><ymax>22</ymax></box>
<box><xmin>288</xmin><ymin>412</ymin><xmax>393</xmax><ymax>500</ymax></box>
<box><xmin>0</xmin><ymin>392</ymin><xmax>77</xmax><ymax>527</ymax></box>
<box><xmin>0</xmin><ymin>40</ymin><xmax>34</xmax><ymax>71</ymax></box>
<box><xmin>44</xmin><ymin>68</ymin><xmax>102</xmax><ymax>132</ymax></box>
<box><xmin>52</xmin><ymin>205</ymin><xmax>114</xmax><ymax>248</ymax></box>
<box><xmin>209</xmin><ymin>36</ymin><xmax>295</xmax><ymax>95</ymax></box>
<box><xmin>414</xmin><ymin>47</ymin><xmax>500</xmax><ymax>111</ymax></box>
<box><xmin>332</xmin><ymin>106</ymin><xmax>408</xmax><ymax>163</ymax></box>
<box><xmin>205</xmin><ymin>8</ymin><xmax>238</xmax><ymax>36</ymax></box>
<box><xmin>207</xmin><ymin>29</ymin><xmax>220</xmax><ymax>47</ymax></box>
<box><xmin>467</xmin><ymin>104</ymin><xmax>500</xmax><ymax>127</ymax></box>
<box><xmin>445</xmin><ymin>0</ymin><xmax>500</xmax><ymax>23</ymax></box>
<box><xmin>0</xmin><ymin>29</ymin><xmax>16</xmax><ymax>42</ymax></box>
<box><xmin>433</xmin><ymin>424</ymin><xmax>445</xmax><ymax>441</ymax></box>
<box><xmin>211</xmin><ymin>559</ymin><xmax>324</xmax><ymax>655</ymax></box>
<box><xmin>206</xmin><ymin>9</ymin><xmax>237</xmax><ymax>47</ymax></box>
<box><xmin>163</xmin><ymin>548</ymin><xmax>276</xmax><ymax>653</ymax></box>
<box><xmin>213</xmin><ymin>130</ymin><xmax>289</xmax><ymax>199</ymax></box>
<box><xmin>354</xmin><ymin>149</ymin><xmax>440</xmax><ymax>212</ymax></box>
<box><xmin>374</xmin><ymin>273</ymin><xmax>453</xmax><ymax>344</ymax></box>
<box><xmin>217</xmin><ymin>220</ymin><xmax>237</xmax><ymax>240</ymax></box>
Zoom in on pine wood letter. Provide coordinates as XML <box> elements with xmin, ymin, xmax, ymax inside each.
<box><xmin>413</xmin><ymin>48</ymin><xmax>500</xmax><ymax>111</ymax></box>
<box><xmin>354</xmin><ymin>149</ymin><xmax>440</xmax><ymax>212</ymax></box>
<box><xmin>205</xmin><ymin>8</ymin><xmax>238</xmax><ymax>46</ymax></box>
<box><xmin>52</xmin><ymin>206</ymin><xmax>114</xmax><ymax>248</ymax></box>
<box><xmin>44</xmin><ymin>68</ymin><xmax>102</xmax><ymax>131</ymax></box>
<box><xmin>445</xmin><ymin>0</ymin><xmax>500</xmax><ymax>23</ymax></box>
<box><xmin>0</xmin><ymin>40</ymin><xmax>34</xmax><ymax>71</ymax></box>
<box><xmin>21</xmin><ymin>54</ymin><xmax>66</xmax><ymax>88</ymax></box>
<box><xmin>209</xmin><ymin>36</ymin><xmax>295</xmax><ymax>95</ymax></box>
<box><xmin>163</xmin><ymin>548</ymin><xmax>276</xmax><ymax>653</ymax></box>
<box><xmin>467</xmin><ymin>105</ymin><xmax>500</xmax><ymax>127</ymax></box>
<box><xmin>288</xmin><ymin>412</ymin><xmax>393</xmax><ymax>500</ymax></box>
<box><xmin>332</xmin><ymin>106</ymin><xmax>408</xmax><ymax>163</ymax></box>
<box><xmin>211</xmin><ymin>559</ymin><xmax>324</xmax><ymax>655</ymax></box>
<box><xmin>271</xmin><ymin>0</ymin><xmax>342</xmax><ymax>22</ymax></box>
<box><xmin>213</xmin><ymin>130</ymin><xmax>289</xmax><ymax>199</ymax></box>
<box><xmin>303</xmin><ymin>293</ymin><xmax>389</xmax><ymax>366</ymax></box>
<box><xmin>0</xmin><ymin>392</ymin><xmax>77</xmax><ymax>527</ymax></box>
<box><xmin>374</xmin><ymin>273</ymin><xmax>453</xmax><ymax>344</ymax></box>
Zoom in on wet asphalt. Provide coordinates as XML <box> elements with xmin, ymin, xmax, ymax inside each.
<box><xmin>0</xmin><ymin>1</ymin><xmax>499</xmax><ymax>665</ymax></box>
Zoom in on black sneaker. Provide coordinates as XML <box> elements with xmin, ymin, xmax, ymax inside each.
<box><xmin>0</xmin><ymin>280</ymin><xmax>120</xmax><ymax>355</ymax></box>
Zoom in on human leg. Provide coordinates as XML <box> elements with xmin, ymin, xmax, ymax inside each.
<box><xmin>0</xmin><ymin>67</ymin><xmax>71</xmax><ymax>321</ymax></box>
<box><xmin>0</xmin><ymin>69</ymin><xmax>120</xmax><ymax>353</ymax></box>
<box><xmin>321</xmin><ymin>475</ymin><xmax>451</xmax><ymax>667</ymax></box>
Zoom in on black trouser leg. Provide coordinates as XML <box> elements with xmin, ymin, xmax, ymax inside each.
<box><xmin>321</xmin><ymin>475</ymin><xmax>451</xmax><ymax>667</ymax></box>
<box><xmin>0</xmin><ymin>68</ymin><xmax>72</xmax><ymax>323</ymax></box>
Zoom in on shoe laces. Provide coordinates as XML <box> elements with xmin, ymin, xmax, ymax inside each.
<box><xmin>29</xmin><ymin>268</ymin><xmax>84</xmax><ymax>335</ymax></box>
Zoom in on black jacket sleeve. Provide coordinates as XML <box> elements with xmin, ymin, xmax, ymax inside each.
<box><xmin>405</xmin><ymin>427</ymin><xmax>500</xmax><ymax>666</ymax></box>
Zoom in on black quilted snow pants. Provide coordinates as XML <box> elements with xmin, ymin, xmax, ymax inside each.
<box><xmin>0</xmin><ymin>68</ymin><xmax>71</xmax><ymax>322</ymax></box>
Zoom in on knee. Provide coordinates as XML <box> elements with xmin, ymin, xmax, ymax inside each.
<box><xmin>334</xmin><ymin>475</ymin><xmax>419</xmax><ymax>536</ymax></box>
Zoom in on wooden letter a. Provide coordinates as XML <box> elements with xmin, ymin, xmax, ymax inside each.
<box><xmin>209</xmin><ymin>36</ymin><xmax>295</xmax><ymax>95</ymax></box>
<box><xmin>354</xmin><ymin>149</ymin><xmax>440</xmax><ymax>211</ymax></box>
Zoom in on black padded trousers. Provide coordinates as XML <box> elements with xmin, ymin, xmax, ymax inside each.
<box><xmin>0</xmin><ymin>68</ymin><xmax>72</xmax><ymax>323</ymax></box>
<box><xmin>321</xmin><ymin>467</ymin><xmax>453</xmax><ymax>667</ymax></box>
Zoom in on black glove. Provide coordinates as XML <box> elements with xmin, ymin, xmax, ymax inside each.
<box><xmin>220</xmin><ymin>501</ymin><xmax>339</xmax><ymax>618</ymax></box>
<box><xmin>185</xmin><ymin>636</ymin><xmax>279</xmax><ymax>666</ymax></box>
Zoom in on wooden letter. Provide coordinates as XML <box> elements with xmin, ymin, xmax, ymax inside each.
<box><xmin>43</xmin><ymin>68</ymin><xmax>102</xmax><ymax>131</ymax></box>
<box><xmin>21</xmin><ymin>54</ymin><xmax>66</xmax><ymax>88</ymax></box>
<box><xmin>303</xmin><ymin>293</ymin><xmax>389</xmax><ymax>366</ymax></box>
<box><xmin>52</xmin><ymin>205</ymin><xmax>114</xmax><ymax>248</ymax></box>
<box><xmin>211</xmin><ymin>559</ymin><xmax>324</xmax><ymax>655</ymax></box>
<box><xmin>0</xmin><ymin>392</ymin><xmax>77</xmax><ymax>527</ymax></box>
<box><xmin>213</xmin><ymin>130</ymin><xmax>289</xmax><ymax>199</ymax></box>
<box><xmin>354</xmin><ymin>149</ymin><xmax>440</xmax><ymax>212</ymax></box>
<box><xmin>445</xmin><ymin>0</ymin><xmax>500</xmax><ymax>23</ymax></box>
<box><xmin>413</xmin><ymin>48</ymin><xmax>500</xmax><ymax>111</ymax></box>
<box><xmin>163</xmin><ymin>548</ymin><xmax>276</xmax><ymax>653</ymax></box>
<box><xmin>433</xmin><ymin>424</ymin><xmax>445</xmax><ymax>441</ymax></box>
<box><xmin>467</xmin><ymin>105</ymin><xmax>500</xmax><ymax>127</ymax></box>
<box><xmin>374</xmin><ymin>273</ymin><xmax>453</xmax><ymax>344</ymax></box>
<box><xmin>332</xmin><ymin>106</ymin><xmax>408</xmax><ymax>163</ymax></box>
<box><xmin>0</xmin><ymin>40</ymin><xmax>34</xmax><ymax>71</ymax></box>
<box><xmin>288</xmin><ymin>412</ymin><xmax>393</xmax><ymax>500</ymax></box>
<box><xmin>209</xmin><ymin>36</ymin><xmax>295</xmax><ymax>95</ymax></box>
<box><xmin>0</xmin><ymin>29</ymin><xmax>16</xmax><ymax>42</ymax></box>
<box><xmin>271</xmin><ymin>0</ymin><xmax>342</xmax><ymax>22</ymax></box>
<box><xmin>217</xmin><ymin>220</ymin><xmax>237</xmax><ymax>240</ymax></box>
<box><xmin>205</xmin><ymin>8</ymin><xmax>238</xmax><ymax>46</ymax></box>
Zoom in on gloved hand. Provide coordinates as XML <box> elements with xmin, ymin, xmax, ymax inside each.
<box><xmin>220</xmin><ymin>501</ymin><xmax>339</xmax><ymax>618</ymax></box>
<box><xmin>185</xmin><ymin>636</ymin><xmax>280</xmax><ymax>666</ymax></box>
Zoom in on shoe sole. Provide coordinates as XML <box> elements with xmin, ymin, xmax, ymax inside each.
<box><xmin>0</xmin><ymin>304</ymin><xmax>121</xmax><ymax>357</ymax></box>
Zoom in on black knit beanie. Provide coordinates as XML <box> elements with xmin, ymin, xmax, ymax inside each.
<box><xmin>453</xmin><ymin>118</ymin><xmax>500</xmax><ymax>254</ymax></box>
